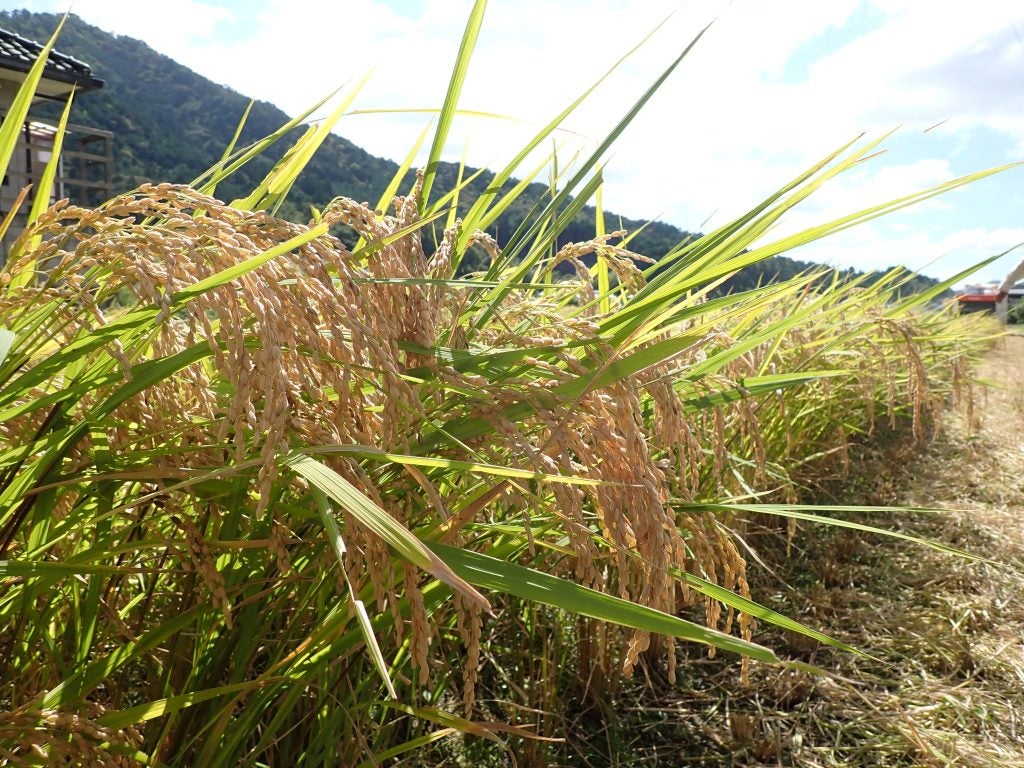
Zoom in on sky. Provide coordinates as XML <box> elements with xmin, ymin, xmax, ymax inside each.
<box><xmin>7</xmin><ymin>0</ymin><xmax>1024</xmax><ymax>286</ymax></box>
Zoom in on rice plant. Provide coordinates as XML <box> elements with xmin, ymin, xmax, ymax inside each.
<box><xmin>0</xmin><ymin>4</ymin><xmax>1010</xmax><ymax>765</ymax></box>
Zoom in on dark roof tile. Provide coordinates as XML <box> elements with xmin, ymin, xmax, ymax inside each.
<box><xmin>0</xmin><ymin>26</ymin><xmax>103</xmax><ymax>90</ymax></box>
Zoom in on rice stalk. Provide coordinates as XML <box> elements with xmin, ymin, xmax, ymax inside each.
<box><xmin>0</xmin><ymin>7</ymin><xmax>1011</xmax><ymax>764</ymax></box>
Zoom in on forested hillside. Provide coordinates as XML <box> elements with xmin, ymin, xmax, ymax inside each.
<box><xmin>1</xmin><ymin>9</ymin><xmax>942</xmax><ymax>293</ymax></box>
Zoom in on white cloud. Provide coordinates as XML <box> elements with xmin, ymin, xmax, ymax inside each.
<box><xmin>18</xmin><ymin>0</ymin><xmax>233</xmax><ymax>49</ymax></box>
<box><xmin>789</xmin><ymin>223</ymin><xmax>1024</xmax><ymax>284</ymax></box>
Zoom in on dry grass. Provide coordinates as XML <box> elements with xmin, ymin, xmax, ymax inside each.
<box><xmin>588</xmin><ymin>334</ymin><xmax>1024</xmax><ymax>767</ymax></box>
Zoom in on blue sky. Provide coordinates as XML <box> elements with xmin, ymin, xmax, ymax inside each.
<box><xmin>7</xmin><ymin>0</ymin><xmax>1024</xmax><ymax>286</ymax></box>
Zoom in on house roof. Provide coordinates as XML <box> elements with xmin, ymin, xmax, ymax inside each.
<box><xmin>0</xmin><ymin>26</ymin><xmax>104</xmax><ymax>93</ymax></box>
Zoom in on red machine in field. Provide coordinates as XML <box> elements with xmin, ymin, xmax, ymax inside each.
<box><xmin>956</xmin><ymin>285</ymin><xmax>1013</xmax><ymax>320</ymax></box>
<box><xmin>957</xmin><ymin>292</ymin><xmax>1000</xmax><ymax>314</ymax></box>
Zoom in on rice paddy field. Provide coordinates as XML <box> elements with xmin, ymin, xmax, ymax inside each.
<box><xmin>1</xmin><ymin>6</ymin><xmax>1021</xmax><ymax>767</ymax></box>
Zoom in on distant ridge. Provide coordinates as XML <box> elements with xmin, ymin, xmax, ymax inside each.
<box><xmin>0</xmin><ymin>9</ymin><xmax>944</xmax><ymax>295</ymax></box>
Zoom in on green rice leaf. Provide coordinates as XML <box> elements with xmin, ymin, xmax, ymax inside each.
<box><xmin>375</xmin><ymin>120</ymin><xmax>431</xmax><ymax>214</ymax></box>
<box><xmin>233</xmin><ymin>70</ymin><xmax>371</xmax><ymax>214</ymax></box>
<box><xmin>96</xmin><ymin>680</ymin><xmax>277</xmax><ymax>729</ymax></box>
<box><xmin>299</xmin><ymin>444</ymin><xmax>603</xmax><ymax>485</ymax></box>
<box><xmin>419</xmin><ymin>0</ymin><xmax>487</xmax><ymax>212</ymax></box>
<box><xmin>285</xmin><ymin>453</ymin><xmax>490</xmax><ymax>611</ymax></box>
<box><xmin>194</xmin><ymin>92</ymin><xmax>334</xmax><ymax>193</ymax></box>
<box><xmin>382</xmin><ymin>702</ymin><xmax>503</xmax><ymax>743</ymax></box>
<box><xmin>0</xmin><ymin>15</ymin><xmax>66</xmax><ymax>189</ymax></box>
<box><xmin>473</xmin><ymin>21</ymin><xmax>711</xmax><ymax>326</ymax></box>
<box><xmin>0</xmin><ymin>560</ymin><xmax>154</xmax><ymax>578</ymax></box>
<box><xmin>356</xmin><ymin>729</ymin><xmax>457</xmax><ymax>768</ymax></box>
<box><xmin>353</xmin><ymin>598</ymin><xmax>398</xmax><ymax>699</ymax></box>
<box><xmin>685</xmin><ymin>502</ymin><xmax>998</xmax><ymax>563</ymax></box>
<box><xmin>0</xmin><ymin>328</ymin><xmax>13</xmax><ymax>368</ymax></box>
<box><xmin>310</xmin><ymin>486</ymin><xmax>397</xmax><ymax>698</ymax></box>
<box><xmin>428</xmin><ymin>542</ymin><xmax>777</xmax><ymax>662</ymax></box>
<box><xmin>8</xmin><ymin>89</ymin><xmax>75</xmax><ymax>288</ymax></box>
<box><xmin>204</xmin><ymin>99</ymin><xmax>254</xmax><ymax>199</ymax></box>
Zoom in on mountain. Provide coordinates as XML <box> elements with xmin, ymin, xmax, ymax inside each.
<box><xmin>0</xmin><ymin>10</ymin><xmax>943</xmax><ymax>295</ymax></box>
